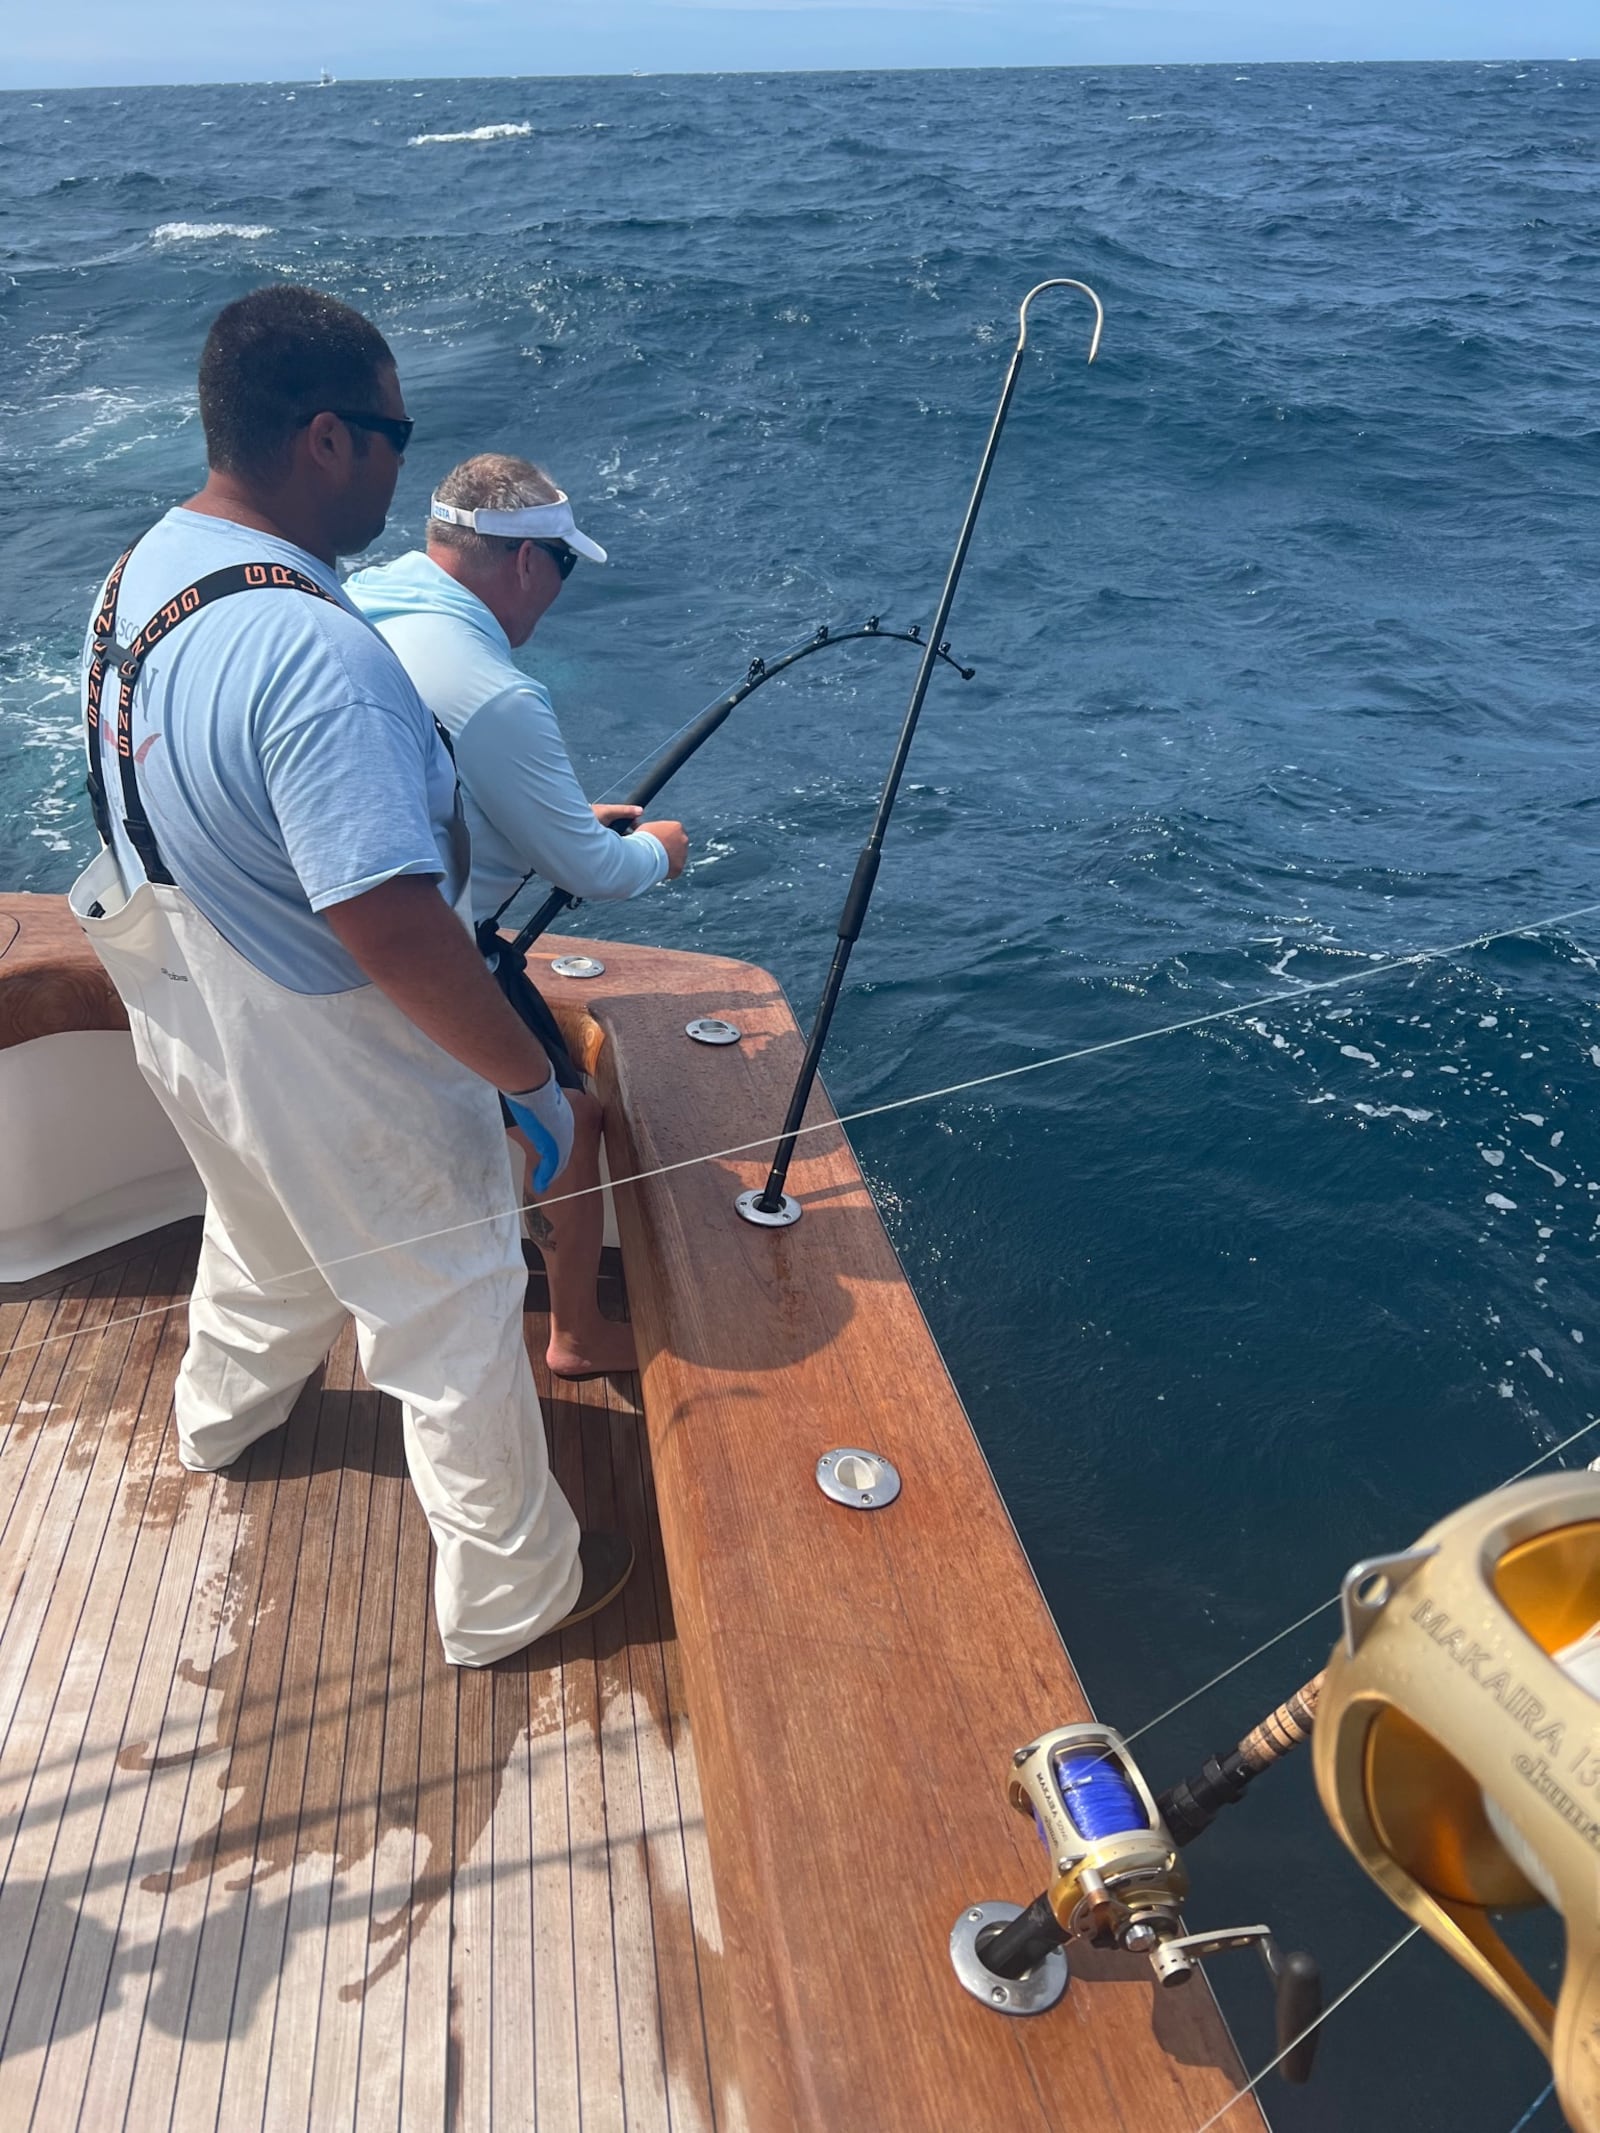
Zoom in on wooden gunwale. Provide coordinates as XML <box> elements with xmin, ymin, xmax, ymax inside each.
<box><xmin>540</xmin><ymin>930</ymin><xmax>1265</xmax><ymax>2133</ymax></box>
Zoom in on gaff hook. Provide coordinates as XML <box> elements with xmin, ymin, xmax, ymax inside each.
<box><xmin>1017</xmin><ymin>277</ymin><xmax>1105</xmax><ymax>361</ymax></box>
<box><xmin>739</xmin><ymin>278</ymin><xmax>1104</xmax><ymax>1227</ymax></box>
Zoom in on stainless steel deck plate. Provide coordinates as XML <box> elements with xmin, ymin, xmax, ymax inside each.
<box><xmin>734</xmin><ymin>1188</ymin><xmax>802</xmax><ymax>1227</ymax></box>
<box><xmin>816</xmin><ymin>1447</ymin><xmax>901</xmax><ymax>1510</ymax></box>
<box><xmin>949</xmin><ymin>1902</ymin><xmax>1069</xmax><ymax>2015</ymax></box>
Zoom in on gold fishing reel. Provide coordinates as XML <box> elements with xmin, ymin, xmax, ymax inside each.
<box><xmin>1314</xmin><ymin>1470</ymin><xmax>1600</xmax><ymax>2131</ymax></box>
<box><xmin>1010</xmin><ymin>1723</ymin><xmax>1189</xmax><ymax>1948</ymax></box>
<box><xmin>952</xmin><ymin>1719</ymin><xmax>1322</xmax><ymax>2077</ymax></box>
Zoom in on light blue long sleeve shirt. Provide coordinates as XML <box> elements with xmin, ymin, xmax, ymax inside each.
<box><xmin>346</xmin><ymin>552</ymin><xmax>669</xmax><ymax>925</ymax></box>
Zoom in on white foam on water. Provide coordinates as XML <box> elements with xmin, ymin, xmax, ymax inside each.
<box><xmin>2</xmin><ymin>659</ymin><xmax>84</xmax><ymax>859</ymax></box>
<box><xmin>28</xmin><ymin>382</ymin><xmax>192</xmax><ymax>468</ymax></box>
<box><xmin>1339</xmin><ymin>1043</ymin><xmax>1378</xmax><ymax>1066</ymax></box>
<box><xmin>1485</xmin><ymin>1193</ymin><xmax>1517</xmax><ymax>1211</ymax></box>
<box><xmin>409</xmin><ymin>122</ymin><xmax>532</xmax><ymax>146</ymax></box>
<box><xmin>1519</xmin><ymin>1111</ymin><xmax>1546</xmax><ymax>1125</ymax></box>
<box><xmin>1354</xmin><ymin>1102</ymin><xmax>1435</xmax><ymax>1123</ymax></box>
<box><xmin>151</xmin><ymin>221</ymin><xmax>275</xmax><ymax>244</ymax></box>
<box><xmin>1480</xmin><ymin>1147</ymin><xmax>1505</xmax><ymax>1166</ymax></box>
<box><xmin>1522</xmin><ymin>1153</ymin><xmax>1568</xmax><ymax>1188</ymax></box>
<box><xmin>1242</xmin><ymin>1017</ymin><xmax>1290</xmax><ymax>1050</ymax></box>
<box><xmin>1528</xmin><ymin>1347</ymin><xmax>1556</xmax><ymax>1379</ymax></box>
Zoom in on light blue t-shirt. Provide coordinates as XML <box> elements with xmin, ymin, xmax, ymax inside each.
<box><xmin>82</xmin><ymin>508</ymin><xmax>465</xmax><ymax>995</ymax></box>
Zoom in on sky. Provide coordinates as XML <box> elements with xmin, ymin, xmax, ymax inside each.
<box><xmin>2</xmin><ymin>0</ymin><xmax>1594</xmax><ymax>92</ymax></box>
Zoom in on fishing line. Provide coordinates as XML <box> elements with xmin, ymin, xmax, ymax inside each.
<box><xmin>588</xmin><ymin>681</ymin><xmax>804</xmax><ymax>810</ymax></box>
<box><xmin>7</xmin><ymin>893</ymin><xmax>1600</xmax><ymax>1362</ymax></box>
<box><xmin>591</xmin><ymin>720</ymin><xmax>715</xmax><ymax>810</ymax></box>
<box><xmin>198</xmin><ymin>894</ymin><xmax>1600</xmax><ymax>1282</ymax></box>
<box><xmin>1121</xmin><ymin>1405</ymin><xmax>1600</xmax><ymax>1751</ymax></box>
<box><xmin>589</xmin><ymin>681</ymin><xmax>759</xmax><ymax>808</ymax></box>
<box><xmin>1186</xmin><ymin>1925</ymin><xmax>1422</xmax><ymax>2133</ymax></box>
<box><xmin>1120</xmin><ymin>1600</ymin><xmax>1342</xmax><ymax>1750</ymax></box>
<box><xmin>1506</xmin><ymin>2082</ymin><xmax>1557</xmax><ymax>2133</ymax></box>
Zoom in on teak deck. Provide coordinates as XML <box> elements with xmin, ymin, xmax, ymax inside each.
<box><xmin>0</xmin><ymin>895</ymin><xmax>1264</xmax><ymax>2132</ymax></box>
<box><xmin>0</xmin><ymin>1224</ymin><xmax>729</xmax><ymax>2132</ymax></box>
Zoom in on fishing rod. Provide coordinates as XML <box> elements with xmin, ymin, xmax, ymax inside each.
<box><xmin>496</xmin><ymin>617</ymin><xmax>975</xmax><ymax>968</ymax></box>
<box><xmin>737</xmin><ymin>277</ymin><xmax>1105</xmax><ymax>1228</ymax></box>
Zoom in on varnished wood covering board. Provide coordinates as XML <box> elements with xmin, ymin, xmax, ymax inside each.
<box><xmin>0</xmin><ymin>894</ymin><xmax>127</xmax><ymax>1053</ymax></box>
<box><xmin>539</xmin><ymin>934</ymin><xmax>1265</xmax><ymax>2133</ymax></box>
<box><xmin>0</xmin><ymin>1221</ymin><xmax>729</xmax><ymax>2131</ymax></box>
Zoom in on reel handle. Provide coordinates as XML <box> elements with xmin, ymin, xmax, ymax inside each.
<box><xmin>1151</xmin><ymin>1926</ymin><xmax>1323</xmax><ymax>2086</ymax></box>
<box><xmin>1274</xmin><ymin>1947</ymin><xmax>1323</xmax><ymax>2085</ymax></box>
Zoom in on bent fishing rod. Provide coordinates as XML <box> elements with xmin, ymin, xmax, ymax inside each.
<box><xmin>495</xmin><ymin>619</ymin><xmax>975</xmax><ymax>968</ymax></box>
<box><xmin>739</xmin><ymin>277</ymin><xmax>1104</xmax><ymax>1226</ymax></box>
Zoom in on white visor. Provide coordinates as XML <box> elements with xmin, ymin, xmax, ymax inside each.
<box><xmin>428</xmin><ymin>488</ymin><xmax>607</xmax><ymax>564</ymax></box>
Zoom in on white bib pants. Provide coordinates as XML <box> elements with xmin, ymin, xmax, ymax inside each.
<box><xmin>69</xmin><ymin>845</ymin><xmax>582</xmax><ymax>1665</ymax></box>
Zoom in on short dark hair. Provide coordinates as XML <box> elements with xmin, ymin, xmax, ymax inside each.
<box><xmin>198</xmin><ymin>284</ymin><xmax>394</xmax><ymax>482</ymax></box>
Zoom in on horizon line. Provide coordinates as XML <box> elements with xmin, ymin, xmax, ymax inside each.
<box><xmin>4</xmin><ymin>52</ymin><xmax>1596</xmax><ymax>97</ymax></box>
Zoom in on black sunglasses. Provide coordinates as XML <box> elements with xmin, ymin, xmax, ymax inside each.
<box><xmin>531</xmin><ymin>540</ymin><xmax>578</xmax><ymax>581</ymax></box>
<box><xmin>314</xmin><ymin>408</ymin><xmax>416</xmax><ymax>454</ymax></box>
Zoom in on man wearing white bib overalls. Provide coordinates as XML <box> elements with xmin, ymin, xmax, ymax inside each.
<box><xmin>69</xmin><ymin>284</ymin><xmax>632</xmax><ymax>1665</ymax></box>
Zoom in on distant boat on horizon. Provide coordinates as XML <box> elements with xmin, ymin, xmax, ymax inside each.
<box><xmin>317</xmin><ymin>68</ymin><xmax>334</xmax><ymax>87</ymax></box>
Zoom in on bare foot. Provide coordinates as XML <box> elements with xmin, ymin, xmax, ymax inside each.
<box><xmin>547</xmin><ymin>1318</ymin><xmax>639</xmax><ymax>1379</ymax></box>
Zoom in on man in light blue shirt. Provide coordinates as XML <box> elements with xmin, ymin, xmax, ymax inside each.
<box><xmin>349</xmin><ymin>455</ymin><xmax>689</xmax><ymax>1380</ymax></box>
<box><xmin>86</xmin><ymin>502</ymin><xmax>463</xmax><ymax>996</ymax></box>
<box><xmin>72</xmin><ymin>286</ymin><xmax>633</xmax><ymax>1663</ymax></box>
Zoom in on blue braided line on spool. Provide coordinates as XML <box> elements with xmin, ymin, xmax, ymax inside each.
<box><xmin>1056</xmin><ymin>1750</ymin><xmax>1146</xmax><ymax>1840</ymax></box>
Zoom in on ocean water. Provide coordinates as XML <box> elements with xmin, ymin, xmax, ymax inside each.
<box><xmin>3</xmin><ymin>59</ymin><xmax>1598</xmax><ymax>2129</ymax></box>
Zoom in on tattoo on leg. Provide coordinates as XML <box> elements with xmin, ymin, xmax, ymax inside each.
<box><xmin>526</xmin><ymin>1207</ymin><xmax>555</xmax><ymax>1247</ymax></box>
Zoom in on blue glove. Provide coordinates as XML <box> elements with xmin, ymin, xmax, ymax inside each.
<box><xmin>504</xmin><ymin>1074</ymin><xmax>575</xmax><ymax>1193</ymax></box>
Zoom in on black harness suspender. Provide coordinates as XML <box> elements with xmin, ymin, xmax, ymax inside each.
<box><xmin>85</xmin><ymin>551</ymin><xmax>342</xmax><ymax>887</ymax></box>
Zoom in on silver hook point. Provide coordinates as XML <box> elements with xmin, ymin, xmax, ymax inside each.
<box><xmin>1016</xmin><ymin>278</ymin><xmax>1105</xmax><ymax>363</ymax></box>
